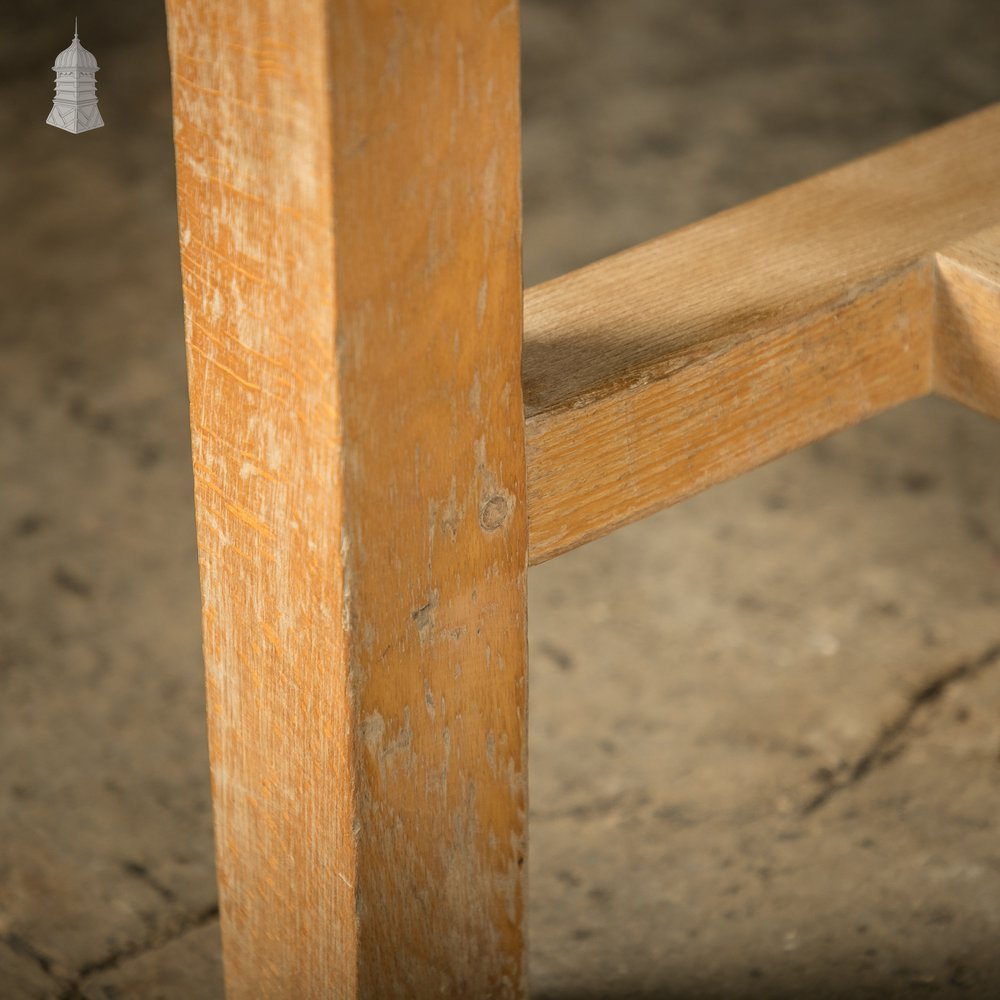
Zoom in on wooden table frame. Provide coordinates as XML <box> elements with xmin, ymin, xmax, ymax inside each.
<box><xmin>164</xmin><ymin>1</ymin><xmax>1000</xmax><ymax>996</ymax></box>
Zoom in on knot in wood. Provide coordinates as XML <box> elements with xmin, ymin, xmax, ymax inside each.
<box><xmin>479</xmin><ymin>493</ymin><xmax>511</xmax><ymax>532</ymax></box>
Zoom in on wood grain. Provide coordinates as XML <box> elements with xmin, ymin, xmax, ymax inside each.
<box><xmin>164</xmin><ymin>0</ymin><xmax>1000</xmax><ymax>983</ymax></box>
<box><xmin>165</xmin><ymin>1</ymin><xmax>526</xmax><ymax>997</ymax></box>
<box><xmin>524</xmin><ymin>104</ymin><xmax>1000</xmax><ymax>564</ymax></box>
<box><xmin>936</xmin><ymin>227</ymin><xmax>1000</xmax><ymax>420</ymax></box>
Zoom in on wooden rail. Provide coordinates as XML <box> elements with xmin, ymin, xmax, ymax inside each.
<box><xmin>524</xmin><ymin>103</ymin><xmax>1000</xmax><ymax>564</ymax></box>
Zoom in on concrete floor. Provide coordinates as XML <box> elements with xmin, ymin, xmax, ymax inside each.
<box><xmin>3</xmin><ymin>2</ymin><xmax>1000</xmax><ymax>997</ymax></box>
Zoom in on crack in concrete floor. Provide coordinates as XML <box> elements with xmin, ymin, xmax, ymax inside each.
<box><xmin>1</xmin><ymin>933</ymin><xmax>59</xmax><ymax>984</ymax></box>
<box><xmin>3</xmin><ymin>904</ymin><xmax>219</xmax><ymax>999</ymax></box>
<box><xmin>802</xmin><ymin>641</ymin><xmax>1000</xmax><ymax>815</ymax></box>
<box><xmin>49</xmin><ymin>906</ymin><xmax>220</xmax><ymax>1000</ymax></box>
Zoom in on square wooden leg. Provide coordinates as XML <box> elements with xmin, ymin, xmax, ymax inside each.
<box><xmin>165</xmin><ymin>2</ymin><xmax>527</xmax><ymax>996</ymax></box>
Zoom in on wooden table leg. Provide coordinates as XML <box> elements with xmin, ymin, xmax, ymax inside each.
<box><xmin>164</xmin><ymin>2</ymin><xmax>526</xmax><ymax>996</ymax></box>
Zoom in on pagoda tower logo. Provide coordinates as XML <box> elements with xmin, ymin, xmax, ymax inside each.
<box><xmin>46</xmin><ymin>20</ymin><xmax>104</xmax><ymax>133</ymax></box>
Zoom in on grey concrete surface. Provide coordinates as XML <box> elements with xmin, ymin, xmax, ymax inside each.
<box><xmin>2</xmin><ymin>2</ymin><xmax>1000</xmax><ymax>997</ymax></box>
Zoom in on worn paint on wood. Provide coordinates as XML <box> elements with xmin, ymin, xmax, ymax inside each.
<box><xmin>524</xmin><ymin>105</ymin><xmax>1000</xmax><ymax>564</ymax></box>
<box><xmin>165</xmin><ymin>1</ymin><xmax>526</xmax><ymax>997</ymax></box>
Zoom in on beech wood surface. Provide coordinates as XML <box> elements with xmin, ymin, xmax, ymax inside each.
<box><xmin>524</xmin><ymin>104</ymin><xmax>1000</xmax><ymax>564</ymax></box>
<box><xmin>165</xmin><ymin>1</ymin><xmax>526</xmax><ymax>997</ymax></box>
